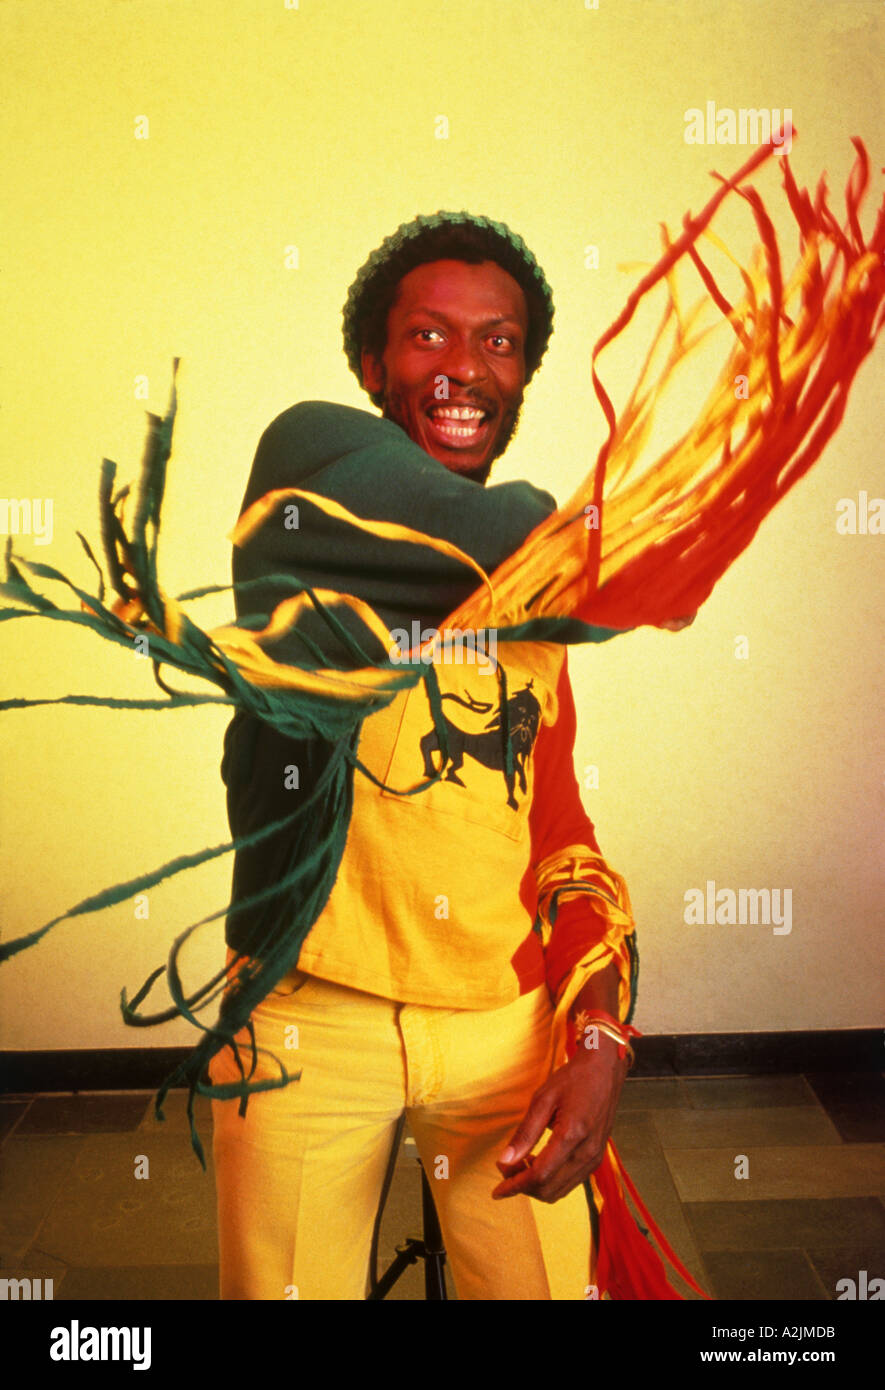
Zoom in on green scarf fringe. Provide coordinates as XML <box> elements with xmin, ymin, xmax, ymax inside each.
<box><xmin>1</xmin><ymin>361</ymin><xmax>631</xmax><ymax>1166</ymax></box>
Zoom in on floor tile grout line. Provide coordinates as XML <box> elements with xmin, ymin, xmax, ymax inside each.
<box><xmin>614</xmin><ymin>1125</ymin><xmax>710</xmax><ymax>1285</ymax></box>
<box><xmin>800</xmin><ymin>1248</ymin><xmax>835</xmax><ymax>1301</ymax></box>
<box><xmin>0</xmin><ymin>1096</ymin><xmax>33</xmax><ymax>1144</ymax></box>
<box><xmin>18</xmin><ymin>1135</ymin><xmax>89</xmax><ymax>1273</ymax></box>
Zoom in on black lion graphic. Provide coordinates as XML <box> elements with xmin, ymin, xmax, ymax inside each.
<box><xmin>419</xmin><ymin>681</ymin><xmax>542</xmax><ymax>810</ymax></box>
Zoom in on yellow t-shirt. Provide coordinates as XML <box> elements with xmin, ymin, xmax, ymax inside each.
<box><xmin>295</xmin><ymin>645</ymin><xmax>635</xmax><ymax>1017</ymax></box>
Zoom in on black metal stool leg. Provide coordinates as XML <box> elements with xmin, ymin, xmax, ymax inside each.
<box><xmin>420</xmin><ymin>1161</ymin><xmax>448</xmax><ymax>1300</ymax></box>
<box><xmin>367</xmin><ymin>1121</ymin><xmax>449</xmax><ymax>1300</ymax></box>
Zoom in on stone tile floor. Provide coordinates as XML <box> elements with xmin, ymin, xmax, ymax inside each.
<box><xmin>1</xmin><ymin>1071</ymin><xmax>883</xmax><ymax>1301</ymax></box>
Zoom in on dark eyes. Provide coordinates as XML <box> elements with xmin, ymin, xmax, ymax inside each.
<box><xmin>413</xmin><ymin>329</ymin><xmax>516</xmax><ymax>350</ymax></box>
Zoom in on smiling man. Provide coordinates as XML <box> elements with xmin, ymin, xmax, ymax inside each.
<box><xmin>360</xmin><ymin>257</ymin><xmax>529</xmax><ymax>481</ymax></box>
<box><xmin>212</xmin><ymin>213</ymin><xmax>688</xmax><ymax>1301</ymax></box>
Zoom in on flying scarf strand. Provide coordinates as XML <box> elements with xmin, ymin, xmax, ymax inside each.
<box><xmin>443</xmin><ymin>129</ymin><xmax>884</xmax><ymax>637</ymax></box>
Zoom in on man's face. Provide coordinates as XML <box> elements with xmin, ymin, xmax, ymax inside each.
<box><xmin>360</xmin><ymin>258</ymin><xmax>529</xmax><ymax>481</ymax></box>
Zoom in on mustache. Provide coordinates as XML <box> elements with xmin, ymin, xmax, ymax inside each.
<box><xmin>424</xmin><ymin>391</ymin><xmax>499</xmax><ymax>414</ymax></box>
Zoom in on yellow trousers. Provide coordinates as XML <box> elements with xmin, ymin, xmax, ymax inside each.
<box><xmin>209</xmin><ymin>967</ymin><xmax>595</xmax><ymax>1300</ymax></box>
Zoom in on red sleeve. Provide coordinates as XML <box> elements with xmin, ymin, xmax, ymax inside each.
<box><xmin>527</xmin><ymin>651</ymin><xmax>614</xmax><ymax>1000</ymax></box>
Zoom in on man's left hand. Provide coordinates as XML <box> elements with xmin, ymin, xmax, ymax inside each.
<box><xmin>491</xmin><ymin>1034</ymin><xmax>628</xmax><ymax>1203</ymax></box>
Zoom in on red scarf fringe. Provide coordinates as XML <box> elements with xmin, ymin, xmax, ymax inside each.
<box><xmin>592</xmin><ymin>1142</ymin><xmax>712</xmax><ymax>1300</ymax></box>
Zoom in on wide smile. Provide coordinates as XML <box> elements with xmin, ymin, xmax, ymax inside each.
<box><xmin>425</xmin><ymin>404</ymin><xmax>494</xmax><ymax>450</ymax></box>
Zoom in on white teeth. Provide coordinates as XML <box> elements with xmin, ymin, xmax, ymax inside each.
<box><xmin>436</xmin><ymin>422</ymin><xmax>480</xmax><ymax>437</ymax></box>
<box><xmin>430</xmin><ymin>406</ymin><xmax>486</xmax><ymax>421</ymax></box>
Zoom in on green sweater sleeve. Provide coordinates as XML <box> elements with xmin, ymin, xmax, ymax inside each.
<box><xmin>232</xmin><ymin>400</ymin><xmax>558</xmax><ymax>666</ymax></box>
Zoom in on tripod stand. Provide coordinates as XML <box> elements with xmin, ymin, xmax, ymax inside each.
<box><xmin>366</xmin><ymin>1112</ymin><xmax>448</xmax><ymax>1300</ymax></box>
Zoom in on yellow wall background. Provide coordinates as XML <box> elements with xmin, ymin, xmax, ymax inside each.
<box><xmin>1</xmin><ymin>0</ymin><xmax>882</xmax><ymax>1050</ymax></box>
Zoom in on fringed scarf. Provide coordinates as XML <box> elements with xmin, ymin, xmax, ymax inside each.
<box><xmin>2</xmin><ymin>130</ymin><xmax>882</xmax><ymax>1300</ymax></box>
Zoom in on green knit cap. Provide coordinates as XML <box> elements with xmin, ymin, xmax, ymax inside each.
<box><xmin>342</xmin><ymin>211</ymin><xmax>555</xmax><ymax>404</ymax></box>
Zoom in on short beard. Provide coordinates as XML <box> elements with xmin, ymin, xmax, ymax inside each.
<box><xmin>380</xmin><ymin>392</ymin><xmax>524</xmax><ymax>488</ymax></box>
<box><xmin>467</xmin><ymin>402</ymin><xmax>523</xmax><ymax>485</ymax></box>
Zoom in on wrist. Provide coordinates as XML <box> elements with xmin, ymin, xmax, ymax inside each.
<box><xmin>569</xmin><ymin>1009</ymin><xmax>641</xmax><ymax>1068</ymax></box>
<box><xmin>569</xmin><ymin>1028</ymin><xmax>631</xmax><ymax>1074</ymax></box>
